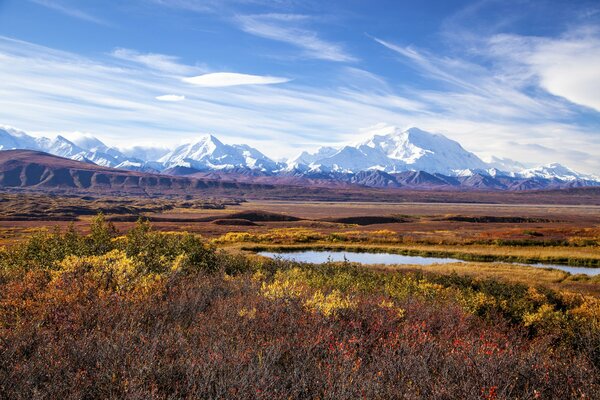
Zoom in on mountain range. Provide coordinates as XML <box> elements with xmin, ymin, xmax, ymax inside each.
<box><xmin>1</xmin><ymin>125</ymin><xmax>598</xmax><ymax>191</ymax></box>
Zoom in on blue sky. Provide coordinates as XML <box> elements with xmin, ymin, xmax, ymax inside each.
<box><xmin>0</xmin><ymin>0</ymin><xmax>599</xmax><ymax>173</ymax></box>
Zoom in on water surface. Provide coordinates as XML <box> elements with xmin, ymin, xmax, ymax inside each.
<box><xmin>258</xmin><ymin>250</ymin><xmax>600</xmax><ymax>276</ymax></box>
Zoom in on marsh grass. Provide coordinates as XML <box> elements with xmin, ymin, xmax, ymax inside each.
<box><xmin>228</xmin><ymin>234</ymin><xmax>600</xmax><ymax>266</ymax></box>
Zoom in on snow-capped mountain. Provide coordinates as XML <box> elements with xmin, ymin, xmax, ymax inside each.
<box><xmin>119</xmin><ymin>146</ymin><xmax>170</xmax><ymax>162</ymax></box>
<box><xmin>288</xmin><ymin>126</ymin><xmax>488</xmax><ymax>175</ymax></box>
<box><xmin>0</xmin><ymin>124</ymin><xmax>598</xmax><ymax>190</ymax></box>
<box><xmin>516</xmin><ymin>163</ymin><xmax>598</xmax><ymax>182</ymax></box>
<box><xmin>35</xmin><ymin>135</ymin><xmax>87</xmax><ymax>159</ymax></box>
<box><xmin>287</xmin><ymin>146</ymin><xmax>338</xmax><ymax>170</ymax></box>
<box><xmin>159</xmin><ymin>134</ymin><xmax>278</xmax><ymax>171</ymax></box>
<box><xmin>68</xmin><ymin>134</ymin><xmax>142</xmax><ymax>168</ymax></box>
<box><xmin>0</xmin><ymin>126</ymin><xmax>40</xmax><ymax>150</ymax></box>
<box><xmin>0</xmin><ymin>127</ymin><xmax>150</xmax><ymax>171</ymax></box>
<box><xmin>486</xmin><ymin>156</ymin><xmax>529</xmax><ymax>173</ymax></box>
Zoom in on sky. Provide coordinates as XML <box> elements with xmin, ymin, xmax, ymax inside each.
<box><xmin>0</xmin><ymin>0</ymin><xmax>599</xmax><ymax>173</ymax></box>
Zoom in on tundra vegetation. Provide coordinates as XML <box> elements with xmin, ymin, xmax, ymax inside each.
<box><xmin>0</xmin><ymin>215</ymin><xmax>599</xmax><ymax>399</ymax></box>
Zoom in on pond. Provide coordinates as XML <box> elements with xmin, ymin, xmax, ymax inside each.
<box><xmin>258</xmin><ymin>250</ymin><xmax>600</xmax><ymax>276</ymax></box>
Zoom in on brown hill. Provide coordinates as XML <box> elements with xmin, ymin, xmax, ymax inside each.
<box><xmin>0</xmin><ymin>150</ymin><xmax>276</xmax><ymax>195</ymax></box>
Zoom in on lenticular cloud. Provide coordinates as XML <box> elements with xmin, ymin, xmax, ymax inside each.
<box><xmin>155</xmin><ymin>94</ymin><xmax>185</xmax><ymax>102</ymax></box>
<box><xmin>182</xmin><ymin>72</ymin><xmax>289</xmax><ymax>87</ymax></box>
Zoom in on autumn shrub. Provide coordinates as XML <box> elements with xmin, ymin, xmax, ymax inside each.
<box><xmin>0</xmin><ymin>216</ymin><xmax>599</xmax><ymax>399</ymax></box>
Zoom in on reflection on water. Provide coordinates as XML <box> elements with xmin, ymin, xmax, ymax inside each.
<box><xmin>258</xmin><ymin>250</ymin><xmax>600</xmax><ymax>276</ymax></box>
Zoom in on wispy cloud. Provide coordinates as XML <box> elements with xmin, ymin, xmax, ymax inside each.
<box><xmin>0</xmin><ymin>35</ymin><xmax>598</xmax><ymax>174</ymax></box>
<box><xmin>370</xmin><ymin>31</ymin><xmax>600</xmax><ymax>174</ymax></box>
<box><xmin>182</xmin><ymin>72</ymin><xmax>290</xmax><ymax>87</ymax></box>
<box><xmin>148</xmin><ymin>0</ymin><xmax>215</xmax><ymax>12</ymax></box>
<box><xmin>373</xmin><ymin>36</ymin><xmax>573</xmax><ymax>121</ymax></box>
<box><xmin>156</xmin><ymin>94</ymin><xmax>185</xmax><ymax>102</ymax></box>
<box><xmin>488</xmin><ymin>30</ymin><xmax>600</xmax><ymax>113</ymax></box>
<box><xmin>235</xmin><ymin>13</ymin><xmax>357</xmax><ymax>62</ymax></box>
<box><xmin>373</xmin><ymin>37</ymin><xmax>483</xmax><ymax>93</ymax></box>
<box><xmin>148</xmin><ymin>0</ymin><xmax>309</xmax><ymax>13</ymax></box>
<box><xmin>29</xmin><ymin>0</ymin><xmax>108</xmax><ymax>25</ymax></box>
<box><xmin>111</xmin><ymin>48</ymin><xmax>201</xmax><ymax>75</ymax></box>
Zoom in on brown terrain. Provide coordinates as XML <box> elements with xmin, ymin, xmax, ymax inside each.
<box><xmin>1</xmin><ymin>149</ymin><xmax>600</xmax><ymax>204</ymax></box>
<box><xmin>1</xmin><ymin>192</ymin><xmax>599</xmax><ymax>246</ymax></box>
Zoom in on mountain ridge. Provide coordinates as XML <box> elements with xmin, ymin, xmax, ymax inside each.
<box><xmin>1</xmin><ymin>125</ymin><xmax>597</xmax><ymax>191</ymax></box>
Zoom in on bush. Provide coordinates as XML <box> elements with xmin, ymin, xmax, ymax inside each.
<box><xmin>0</xmin><ymin>214</ymin><xmax>599</xmax><ymax>398</ymax></box>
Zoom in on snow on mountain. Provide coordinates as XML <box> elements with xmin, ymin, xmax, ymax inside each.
<box><xmin>0</xmin><ymin>127</ymin><xmax>40</xmax><ymax>150</ymax></box>
<box><xmin>1</xmin><ymin>125</ymin><xmax>598</xmax><ymax>186</ymax></box>
<box><xmin>118</xmin><ymin>146</ymin><xmax>170</xmax><ymax>162</ymax></box>
<box><xmin>69</xmin><ymin>134</ymin><xmax>107</xmax><ymax>152</ymax></box>
<box><xmin>159</xmin><ymin>134</ymin><xmax>277</xmax><ymax>171</ymax></box>
<box><xmin>35</xmin><ymin>135</ymin><xmax>86</xmax><ymax>159</ymax></box>
<box><xmin>485</xmin><ymin>156</ymin><xmax>529</xmax><ymax>173</ymax></box>
<box><xmin>68</xmin><ymin>135</ymin><xmax>128</xmax><ymax>166</ymax></box>
<box><xmin>517</xmin><ymin>163</ymin><xmax>598</xmax><ymax>181</ymax></box>
<box><xmin>310</xmin><ymin>145</ymin><xmax>392</xmax><ymax>173</ymax></box>
<box><xmin>291</xmin><ymin>126</ymin><xmax>488</xmax><ymax>175</ymax></box>
<box><xmin>230</xmin><ymin>144</ymin><xmax>279</xmax><ymax>170</ymax></box>
<box><xmin>66</xmin><ymin>134</ymin><xmax>156</xmax><ymax>170</ymax></box>
<box><xmin>0</xmin><ymin>128</ymin><xmax>151</xmax><ymax>170</ymax></box>
<box><xmin>286</xmin><ymin>146</ymin><xmax>338</xmax><ymax>170</ymax></box>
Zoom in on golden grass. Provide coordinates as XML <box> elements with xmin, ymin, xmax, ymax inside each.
<box><xmin>371</xmin><ymin>262</ymin><xmax>600</xmax><ymax>295</ymax></box>
<box><xmin>385</xmin><ymin>243</ymin><xmax>600</xmax><ymax>262</ymax></box>
<box><xmin>248</xmin><ymin>252</ymin><xmax>600</xmax><ymax>296</ymax></box>
<box><xmin>227</xmin><ymin>241</ymin><xmax>600</xmax><ymax>296</ymax></box>
<box><xmin>376</xmin><ymin>261</ymin><xmax>568</xmax><ymax>284</ymax></box>
<box><xmin>231</xmin><ymin>240</ymin><xmax>600</xmax><ymax>266</ymax></box>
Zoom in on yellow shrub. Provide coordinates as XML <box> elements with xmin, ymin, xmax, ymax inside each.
<box><xmin>526</xmin><ymin>287</ymin><xmax>547</xmax><ymax>305</ymax></box>
<box><xmin>523</xmin><ymin>304</ymin><xmax>566</xmax><ymax>333</ymax></box>
<box><xmin>55</xmin><ymin>250</ymin><xmax>141</xmax><ymax>293</ymax></box>
<box><xmin>213</xmin><ymin>232</ymin><xmax>255</xmax><ymax>243</ymax></box>
<box><xmin>252</xmin><ymin>269</ymin><xmax>266</xmax><ymax>282</ymax></box>
<box><xmin>384</xmin><ymin>275</ymin><xmax>445</xmax><ymax>301</ymax></box>
<box><xmin>238</xmin><ymin>307</ymin><xmax>257</xmax><ymax>319</ymax></box>
<box><xmin>378</xmin><ymin>299</ymin><xmax>406</xmax><ymax>318</ymax></box>
<box><xmin>304</xmin><ymin>289</ymin><xmax>355</xmax><ymax>317</ymax></box>
<box><xmin>260</xmin><ymin>268</ymin><xmax>306</xmax><ymax>300</ymax></box>
<box><xmin>458</xmin><ymin>291</ymin><xmax>498</xmax><ymax>315</ymax></box>
<box><xmin>568</xmin><ymin>296</ymin><xmax>600</xmax><ymax>331</ymax></box>
<box><xmin>379</xmin><ymin>299</ymin><xmax>395</xmax><ymax>309</ymax></box>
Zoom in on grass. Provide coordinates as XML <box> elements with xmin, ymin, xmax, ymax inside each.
<box><xmin>240</xmin><ymin>245</ymin><xmax>600</xmax><ymax>296</ymax></box>
<box><xmin>235</xmin><ymin>240</ymin><xmax>600</xmax><ymax>267</ymax></box>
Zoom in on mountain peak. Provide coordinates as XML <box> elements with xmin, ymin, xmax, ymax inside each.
<box><xmin>159</xmin><ymin>133</ymin><xmax>277</xmax><ymax>171</ymax></box>
<box><xmin>54</xmin><ymin>134</ymin><xmax>76</xmax><ymax>144</ymax></box>
<box><xmin>518</xmin><ymin>163</ymin><xmax>585</xmax><ymax>181</ymax></box>
<box><xmin>197</xmin><ymin>133</ymin><xmax>222</xmax><ymax>144</ymax></box>
<box><xmin>1</xmin><ymin>124</ymin><xmax>597</xmax><ymax>185</ymax></box>
<box><xmin>68</xmin><ymin>134</ymin><xmax>107</xmax><ymax>151</ymax></box>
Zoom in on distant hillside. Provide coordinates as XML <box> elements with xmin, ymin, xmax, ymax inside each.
<box><xmin>0</xmin><ymin>150</ymin><xmax>277</xmax><ymax>195</ymax></box>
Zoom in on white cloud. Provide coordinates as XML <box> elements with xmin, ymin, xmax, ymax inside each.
<box><xmin>29</xmin><ymin>0</ymin><xmax>108</xmax><ymax>25</ymax></box>
<box><xmin>148</xmin><ymin>0</ymin><xmax>215</xmax><ymax>12</ymax></box>
<box><xmin>236</xmin><ymin>14</ymin><xmax>356</xmax><ymax>62</ymax></box>
<box><xmin>182</xmin><ymin>72</ymin><xmax>290</xmax><ymax>87</ymax></box>
<box><xmin>0</xmin><ymin>35</ymin><xmax>598</xmax><ymax>175</ymax></box>
<box><xmin>488</xmin><ymin>32</ymin><xmax>600</xmax><ymax>113</ymax></box>
<box><xmin>373</xmin><ymin>36</ymin><xmax>573</xmax><ymax>121</ymax></box>
<box><xmin>156</xmin><ymin>94</ymin><xmax>185</xmax><ymax>102</ymax></box>
<box><xmin>111</xmin><ymin>48</ymin><xmax>201</xmax><ymax>75</ymax></box>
